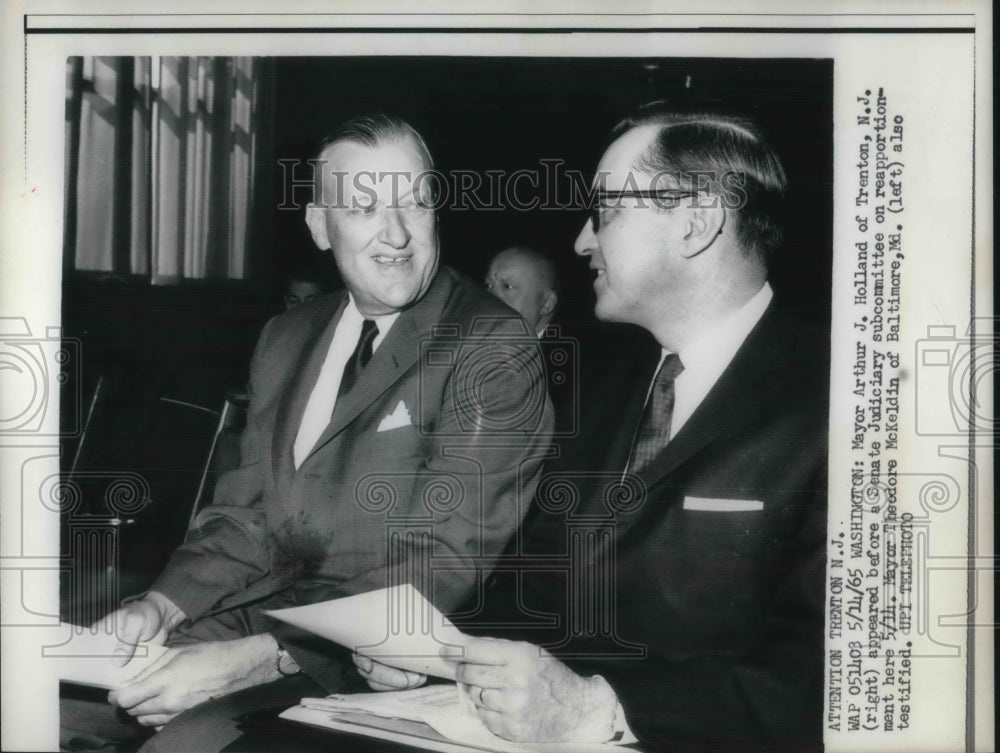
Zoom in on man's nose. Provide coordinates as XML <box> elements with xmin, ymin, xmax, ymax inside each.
<box><xmin>380</xmin><ymin>207</ymin><xmax>411</xmax><ymax>248</ymax></box>
<box><xmin>573</xmin><ymin>218</ymin><xmax>596</xmax><ymax>256</ymax></box>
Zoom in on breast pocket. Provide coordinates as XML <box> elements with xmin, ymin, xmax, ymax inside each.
<box><xmin>367</xmin><ymin>423</ymin><xmax>427</xmax><ymax>467</ymax></box>
<box><xmin>672</xmin><ymin>497</ymin><xmax>772</xmax><ymax>561</ymax></box>
<box><xmin>663</xmin><ymin>499</ymin><xmax>777</xmax><ymax>626</ymax></box>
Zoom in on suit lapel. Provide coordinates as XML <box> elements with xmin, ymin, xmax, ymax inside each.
<box><xmin>271</xmin><ymin>295</ymin><xmax>349</xmax><ymax>481</ymax></box>
<box><xmin>316</xmin><ymin>315</ymin><xmax>420</xmax><ymax>442</ymax></box>
<box><xmin>591</xmin><ymin>351</ymin><xmax>659</xmax><ymax>476</ymax></box>
<box><xmin>636</xmin><ymin>304</ymin><xmax>789</xmax><ymax>489</ymax></box>
<box><xmin>299</xmin><ymin>267</ymin><xmax>456</xmax><ymax>465</ymax></box>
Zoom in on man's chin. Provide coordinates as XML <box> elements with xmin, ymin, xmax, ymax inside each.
<box><xmin>367</xmin><ymin>288</ymin><xmax>424</xmax><ymax>314</ymax></box>
<box><xmin>593</xmin><ymin>297</ymin><xmax>620</xmax><ymax>323</ymax></box>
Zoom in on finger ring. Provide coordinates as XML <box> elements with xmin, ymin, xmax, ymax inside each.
<box><xmin>477</xmin><ymin>686</ymin><xmax>487</xmax><ymax>707</ymax></box>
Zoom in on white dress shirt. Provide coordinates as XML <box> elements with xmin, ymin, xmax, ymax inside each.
<box><xmin>654</xmin><ymin>281</ymin><xmax>773</xmax><ymax>441</ymax></box>
<box><xmin>292</xmin><ymin>296</ymin><xmax>399</xmax><ymax>469</ymax></box>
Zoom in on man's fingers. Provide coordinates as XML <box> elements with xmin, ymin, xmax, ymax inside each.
<box><xmin>454</xmin><ymin>662</ymin><xmax>505</xmax><ymax>689</ymax></box>
<box><xmin>353</xmin><ymin>655</ymin><xmax>425</xmax><ymax>690</ymax></box>
<box><xmin>461</xmin><ymin>681</ymin><xmax>520</xmax><ymax>716</ymax></box>
<box><xmin>112</xmin><ymin>607</ymin><xmax>160</xmax><ymax>666</ymax></box>
<box><xmin>121</xmin><ymin>607</ymin><xmax>154</xmax><ymax>642</ymax></box>
<box><xmin>135</xmin><ymin>714</ymin><xmax>176</xmax><ymax>728</ymax></box>
<box><xmin>109</xmin><ymin>648</ymin><xmax>179</xmax><ymax>709</ymax></box>
<box><xmin>365</xmin><ymin>680</ymin><xmax>401</xmax><ymax>692</ymax></box>
<box><xmin>111</xmin><ymin>643</ymin><xmax>137</xmax><ymax>668</ymax></box>
<box><xmin>125</xmin><ymin>695</ymin><xmax>177</xmax><ymax>718</ymax></box>
<box><xmin>403</xmin><ymin>671</ymin><xmax>425</xmax><ymax>687</ymax></box>
<box><xmin>116</xmin><ymin>646</ymin><xmax>176</xmax><ymax>690</ymax></box>
<box><xmin>373</xmin><ymin>666</ymin><xmax>423</xmax><ymax>689</ymax></box>
<box><xmin>110</xmin><ymin>611</ymin><xmax>145</xmax><ymax>666</ymax></box>
<box><xmin>443</xmin><ymin>636</ymin><xmax>515</xmax><ymax>666</ymax></box>
<box><xmin>109</xmin><ymin>674</ymin><xmax>163</xmax><ymax>711</ymax></box>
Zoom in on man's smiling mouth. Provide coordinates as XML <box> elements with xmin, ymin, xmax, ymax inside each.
<box><xmin>373</xmin><ymin>255</ymin><xmax>412</xmax><ymax>266</ymax></box>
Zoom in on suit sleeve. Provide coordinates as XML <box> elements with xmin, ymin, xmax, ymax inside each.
<box><xmin>149</xmin><ymin>319</ymin><xmax>277</xmax><ymax>622</ymax></box>
<box><xmin>427</xmin><ymin>334</ymin><xmax>554</xmax><ymax>609</ymax></box>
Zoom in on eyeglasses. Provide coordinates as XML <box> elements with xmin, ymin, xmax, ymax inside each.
<box><xmin>589</xmin><ymin>189</ymin><xmax>699</xmax><ymax>232</ymax></box>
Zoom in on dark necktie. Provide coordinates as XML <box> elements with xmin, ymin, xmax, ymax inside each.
<box><xmin>626</xmin><ymin>353</ymin><xmax>684</xmax><ymax>475</ymax></box>
<box><xmin>338</xmin><ymin>318</ymin><xmax>378</xmax><ymax>399</ymax></box>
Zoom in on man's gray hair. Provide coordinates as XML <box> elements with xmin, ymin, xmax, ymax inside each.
<box><xmin>313</xmin><ymin>113</ymin><xmax>435</xmax><ymax>206</ymax></box>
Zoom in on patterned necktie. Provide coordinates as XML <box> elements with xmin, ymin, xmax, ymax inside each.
<box><xmin>337</xmin><ymin>318</ymin><xmax>378</xmax><ymax>399</ymax></box>
<box><xmin>626</xmin><ymin>353</ymin><xmax>684</xmax><ymax>475</ymax></box>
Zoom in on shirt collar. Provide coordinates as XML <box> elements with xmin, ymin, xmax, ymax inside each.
<box><xmin>344</xmin><ymin>294</ymin><xmax>401</xmax><ymax>350</ymax></box>
<box><xmin>674</xmin><ymin>281</ymin><xmax>773</xmax><ymax>376</ymax></box>
<box><xmin>653</xmin><ymin>281</ymin><xmax>772</xmax><ymax>440</ymax></box>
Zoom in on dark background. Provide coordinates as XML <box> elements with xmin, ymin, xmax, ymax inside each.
<box><xmin>60</xmin><ymin>56</ymin><xmax>832</xmax><ymax>605</ymax></box>
<box><xmin>270</xmin><ymin>56</ymin><xmax>833</xmax><ymax>322</ymax></box>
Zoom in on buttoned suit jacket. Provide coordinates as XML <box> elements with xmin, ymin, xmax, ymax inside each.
<box><xmin>493</xmin><ymin>301</ymin><xmax>828</xmax><ymax>752</ymax></box>
<box><xmin>152</xmin><ymin>266</ymin><xmax>554</xmax><ymax>689</ymax></box>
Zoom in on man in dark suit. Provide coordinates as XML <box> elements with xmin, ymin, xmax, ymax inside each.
<box><xmin>62</xmin><ymin>115</ymin><xmax>552</xmax><ymax>752</ymax></box>
<box><xmin>362</xmin><ymin>105</ymin><xmax>828</xmax><ymax>751</ymax></box>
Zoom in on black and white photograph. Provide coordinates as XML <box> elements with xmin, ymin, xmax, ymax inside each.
<box><xmin>0</xmin><ymin>4</ymin><xmax>991</xmax><ymax>753</ymax></box>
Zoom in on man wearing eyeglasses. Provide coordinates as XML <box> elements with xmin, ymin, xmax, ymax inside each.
<box><xmin>362</xmin><ymin>104</ymin><xmax>829</xmax><ymax>751</ymax></box>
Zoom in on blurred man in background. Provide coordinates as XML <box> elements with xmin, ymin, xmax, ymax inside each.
<box><xmin>485</xmin><ymin>246</ymin><xmax>559</xmax><ymax>337</ymax></box>
<box><xmin>282</xmin><ymin>255</ymin><xmax>337</xmax><ymax>311</ymax></box>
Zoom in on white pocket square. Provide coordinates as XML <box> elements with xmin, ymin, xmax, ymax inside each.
<box><xmin>377</xmin><ymin>400</ymin><xmax>413</xmax><ymax>432</ymax></box>
<box><xmin>683</xmin><ymin>496</ymin><xmax>764</xmax><ymax>512</ymax></box>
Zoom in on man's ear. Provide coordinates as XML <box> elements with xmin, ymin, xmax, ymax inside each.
<box><xmin>540</xmin><ymin>290</ymin><xmax>557</xmax><ymax>318</ymax></box>
<box><xmin>680</xmin><ymin>205</ymin><xmax>726</xmax><ymax>258</ymax></box>
<box><xmin>305</xmin><ymin>204</ymin><xmax>331</xmax><ymax>250</ymax></box>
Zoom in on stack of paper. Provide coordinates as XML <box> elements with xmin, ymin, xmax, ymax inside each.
<box><xmin>269</xmin><ymin>586</ymin><xmax>633</xmax><ymax>752</ymax></box>
<box><xmin>282</xmin><ymin>685</ymin><xmax>628</xmax><ymax>753</ymax></box>
<box><xmin>291</xmin><ymin>685</ymin><xmax>512</xmax><ymax>749</ymax></box>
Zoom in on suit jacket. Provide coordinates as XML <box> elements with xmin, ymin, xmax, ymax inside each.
<box><xmin>152</xmin><ymin>266</ymin><xmax>554</xmax><ymax>689</ymax></box>
<box><xmin>478</xmin><ymin>302</ymin><xmax>828</xmax><ymax>752</ymax></box>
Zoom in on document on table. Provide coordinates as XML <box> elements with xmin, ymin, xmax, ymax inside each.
<box><xmin>283</xmin><ymin>684</ymin><xmax>633</xmax><ymax>753</ymax></box>
<box><xmin>264</xmin><ymin>584</ymin><xmax>469</xmax><ymax>679</ymax></box>
<box><xmin>46</xmin><ymin>623</ymin><xmax>170</xmax><ymax>690</ymax></box>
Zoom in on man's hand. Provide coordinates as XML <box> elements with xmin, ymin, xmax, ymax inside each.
<box><xmin>94</xmin><ymin>591</ymin><xmax>186</xmax><ymax>667</ymax></box>
<box><xmin>441</xmin><ymin>637</ymin><xmax>618</xmax><ymax>743</ymax></box>
<box><xmin>108</xmin><ymin>634</ymin><xmax>280</xmax><ymax>727</ymax></box>
<box><xmin>352</xmin><ymin>654</ymin><xmax>427</xmax><ymax>692</ymax></box>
